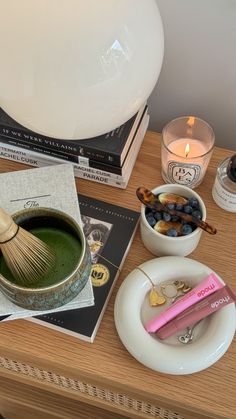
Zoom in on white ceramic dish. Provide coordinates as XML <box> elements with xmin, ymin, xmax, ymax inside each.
<box><xmin>140</xmin><ymin>184</ymin><xmax>206</xmax><ymax>257</ymax></box>
<box><xmin>114</xmin><ymin>257</ymin><xmax>236</xmax><ymax>375</ymax></box>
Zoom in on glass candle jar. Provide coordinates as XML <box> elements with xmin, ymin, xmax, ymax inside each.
<box><xmin>161</xmin><ymin>116</ymin><xmax>215</xmax><ymax>188</ymax></box>
<box><xmin>212</xmin><ymin>155</ymin><xmax>236</xmax><ymax>212</ymax></box>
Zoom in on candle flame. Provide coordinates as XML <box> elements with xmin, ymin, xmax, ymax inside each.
<box><xmin>187</xmin><ymin>116</ymin><xmax>195</xmax><ymax>127</ymax></box>
<box><xmin>185</xmin><ymin>143</ymin><xmax>190</xmax><ymax>157</ymax></box>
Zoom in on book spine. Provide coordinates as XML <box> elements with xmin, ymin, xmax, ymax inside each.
<box><xmin>74</xmin><ymin>169</ymin><xmax>127</xmax><ymax>189</ymax></box>
<box><xmin>0</xmin><ymin>142</ymin><xmax>125</xmax><ymax>181</ymax></box>
<box><xmin>0</xmin><ymin>124</ymin><xmax>121</xmax><ymax>163</ymax></box>
<box><xmin>0</xmin><ymin>104</ymin><xmax>147</xmax><ymax>166</ymax></box>
<box><xmin>71</xmin><ymin>163</ymin><xmax>124</xmax><ymax>181</ymax></box>
<box><xmin>0</xmin><ymin>145</ymin><xmax>128</xmax><ymax>189</ymax></box>
<box><xmin>0</xmin><ymin>124</ymin><xmax>125</xmax><ymax>166</ymax></box>
<box><xmin>0</xmin><ymin>135</ymin><xmax>124</xmax><ymax>175</ymax></box>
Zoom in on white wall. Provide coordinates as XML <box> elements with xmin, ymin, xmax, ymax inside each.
<box><xmin>148</xmin><ymin>0</ymin><xmax>236</xmax><ymax>150</ymax></box>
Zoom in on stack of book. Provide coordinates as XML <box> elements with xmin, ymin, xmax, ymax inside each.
<box><xmin>0</xmin><ymin>104</ymin><xmax>149</xmax><ymax>188</ymax></box>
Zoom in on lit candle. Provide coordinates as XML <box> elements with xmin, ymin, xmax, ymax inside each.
<box><xmin>161</xmin><ymin>116</ymin><xmax>215</xmax><ymax>188</ymax></box>
<box><xmin>168</xmin><ymin>139</ymin><xmax>207</xmax><ymax>159</ymax></box>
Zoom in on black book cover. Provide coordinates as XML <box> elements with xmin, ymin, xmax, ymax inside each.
<box><xmin>0</xmin><ymin>105</ymin><xmax>147</xmax><ymax>167</ymax></box>
<box><xmin>29</xmin><ymin>193</ymin><xmax>140</xmax><ymax>342</ymax></box>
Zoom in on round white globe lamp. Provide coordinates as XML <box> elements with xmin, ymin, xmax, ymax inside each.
<box><xmin>0</xmin><ymin>0</ymin><xmax>164</xmax><ymax>140</ymax></box>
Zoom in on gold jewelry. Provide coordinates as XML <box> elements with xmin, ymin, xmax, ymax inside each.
<box><xmin>149</xmin><ymin>287</ymin><xmax>166</xmax><ymax>307</ymax></box>
<box><xmin>161</xmin><ymin>280</ymin><xmax>192</xmax><ymax>302</ymax></box>
<box><xmin>135</xmin><ymin>267</ymin><xmax>166</xmax><ymax>307</ymax></box>
<box><xmin>161</xmin><ymin>283</ymin><xmax>178</xmax><ymax>299</ymax></box>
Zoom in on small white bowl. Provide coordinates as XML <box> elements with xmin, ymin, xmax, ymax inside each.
<box><xmin>140</xmin><ymin>184</ymin><xmax>206</xmax><ymax>257</ymax></box>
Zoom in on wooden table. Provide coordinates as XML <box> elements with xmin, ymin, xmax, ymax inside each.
<box><xmin>0</xmin><ymin>131</ymin><xmax>235</xmax><ymax>419</ymax></box>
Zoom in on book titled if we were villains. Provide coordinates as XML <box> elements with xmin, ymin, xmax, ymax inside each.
<box><xmin>28</xmin><ymin>194</ymin><xmax>140</xmax><ymax>342</ymax></box>
<box><xmin>0</xmin><ymin>104</ymin><xmax>147</xmax><ymax>167</ymax></box>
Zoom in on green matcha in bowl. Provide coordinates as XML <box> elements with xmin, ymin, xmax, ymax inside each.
<box><xmin>0</xmin><ymin>207</ymin><xmax>91</xmax><ymax>310</ymax></box>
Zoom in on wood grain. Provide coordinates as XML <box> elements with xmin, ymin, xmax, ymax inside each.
<box><xmin>0</xmin><ymin>131</ymin><xmax>235</xmax><ymax>419</ymax></box>
<box><xmin>0</xmin><ymin>376</ymin><xmax>127</xmax><ymax>419</ymax></box>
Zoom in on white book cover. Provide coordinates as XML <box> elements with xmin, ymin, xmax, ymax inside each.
<box><xmin>0</xmin><ymin>164</ymin><xmax>94</xmax><ymax>320</ymax></box>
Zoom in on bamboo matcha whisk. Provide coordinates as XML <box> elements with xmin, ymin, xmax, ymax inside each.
<box><xmin>0</xmin><ymin>207</ymin><xmax>55</xmax><ymax>286</ymax></box>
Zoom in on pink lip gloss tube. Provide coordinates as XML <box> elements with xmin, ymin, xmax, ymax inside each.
<box><xmin>156</xmin><ymin>285</ymin><xmax>236</xmax><ymax>340</ymax></box>
<box><xmin>145</xmin><ymin>273</ymin><xmax>224</xmax><ymax>333</ymax></box>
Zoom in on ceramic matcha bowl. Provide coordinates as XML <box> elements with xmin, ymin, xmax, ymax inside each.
<box><xmin>0</xmin><ymin>207</ymin><xmax>92</xmax><ymax>310</ymax></box>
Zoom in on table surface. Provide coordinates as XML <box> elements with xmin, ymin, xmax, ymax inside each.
<box><xmin>0</xmin><ymin>131</ymin><xmax>235</xmax><ymax>419</ymax></box>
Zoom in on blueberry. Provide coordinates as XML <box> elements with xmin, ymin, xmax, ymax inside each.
<box><xmin>146</xmin><ymin>215</ymin><xmax>156</xmax><ymax>227</ymax></box>
<box><xmin>184</xmin><ymin>205</ymin><xmax>193</xmax><ymax>214</ymax></box>
<box><xmin>188</xmin><ymin>197</ymin><xmax>199</xmax><ymax>209</ymax></box>
<box><xmin>192</xmin><ymin>210</ymin><xmax>202</xmax><ymax>220</ymax></box>
<box><xmin>163</xmin><ymin>212</ymin><xmax>172</xmax><ymax>222</ymax></box>
<box><xmin>181</xmin><ymin>224</ymin><xmax>193</xmax><ymax>235</ymax></box>
<box><xmin>154</xmin><ymin>211</ymin><xmax>162</xmax><ymax>221</ymax></box>
<box><xmin>167</xmin><ymin>203</ymin><xmax>175</xmax><ymax>210</ymax></box>
<box><xmin>145</xmin><ymin>208</ymin><xmax>152</xmax><ymax>215</ymax></box>
<box><xmin>167</xmin><ymin>228</ymin><xmax>178</xmax><ymax>237</ymax></box>
<box><xmin>176</xmin><ymin>203</ymin><xmax>183</xmax><ymax>211</ymax></box>
<box><xmin>171</xmin><ymin>215</ymin><xmax>179</xmax><ymax>222</ymax></box>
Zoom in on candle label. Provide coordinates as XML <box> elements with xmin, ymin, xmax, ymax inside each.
<box><xmin>168</xmin><ymin>161</ymin><xmax>201</xmax><ymax>186</ymax></box>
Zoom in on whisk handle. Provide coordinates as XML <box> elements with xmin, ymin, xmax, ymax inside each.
<box><xmin>0</xmin><ymin>208</ymin><xmax>18</xmax><ymax>244</ymax></box>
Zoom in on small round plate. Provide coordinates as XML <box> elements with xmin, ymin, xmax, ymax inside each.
<box><xmin>114</xmin><ymin>256</ymin><xmax>236</xmax><ymax>375</ymax></box>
